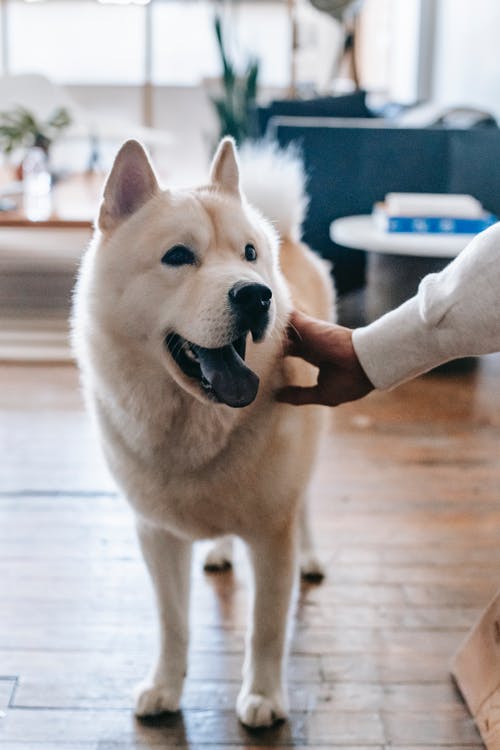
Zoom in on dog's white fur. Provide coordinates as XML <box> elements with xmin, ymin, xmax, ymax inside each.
<box><xmin>72</xmin><ymin>137</ymin><xmax>334</xmax><ymax>728</ymax></box>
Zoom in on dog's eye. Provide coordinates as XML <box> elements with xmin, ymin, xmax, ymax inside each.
<box><xmin>244</xmin><ymin>243</ymin><xmax>257</xmax><ymax>262</ymax></box>
<box><xmin>161</xmin><ymin>245</ymin><xmax>196</xmax><ymax>267</ymax></box>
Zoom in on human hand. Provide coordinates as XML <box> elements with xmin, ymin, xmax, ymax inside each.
<box><xmin>277</xmin><ymin>310</ymin><xmax>374</xmax><ymax>407</ymax></box>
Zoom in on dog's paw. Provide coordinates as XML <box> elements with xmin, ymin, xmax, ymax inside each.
<box><xmin>203</xmin><ymin>538</ymin><xmax>233</xmax><ymax>573</ymax></box>
<box><xmin>300</xmin><ymin>553</ymin><xmax>325</xmax><ymax>583</ymax></box>
<box><xmin>134</xmin><ymin>683</ymin><xmax>181</xmax><ymax>717</ymax></box>
<box><xmin>236</xmin><ymin>690</ymin><xmax>287</xmax><ymax>728</ymax></box>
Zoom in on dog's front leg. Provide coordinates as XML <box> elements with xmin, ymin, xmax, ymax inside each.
<box><xmin>237</xmin><ymin>527</ymin><xmax>297</xmax><ymax>728</ymax></box>
<box><xmin>134</xmin><ymin>520</ymin><xmax>191</xmax><ymax>717</ymax></box>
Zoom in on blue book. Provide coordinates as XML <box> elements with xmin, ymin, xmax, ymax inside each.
<box><xmin>380</xmin><ymin>213</ymin><xmax>497</xmax><ymax>234</ymax></box>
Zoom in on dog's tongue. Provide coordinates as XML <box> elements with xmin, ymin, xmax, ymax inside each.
<box><xmin>196</xmin><ymin>343</ymin><xmax>259</xmax><ymax>408</ymax></box>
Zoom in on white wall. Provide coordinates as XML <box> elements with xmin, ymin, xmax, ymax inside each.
<box><xmin>431</xmin><ymin>0</ymin><xmax>500</xmax><ymax>118</ymax></box>
<box><xmin>387</xmin><ymin>0</ymin><xmax>423</xmax><ymax>104</ymax></box>
<box><xmin>67</xmin><ymin>85</ymin><xmax>217</xmax><ymax>186</ymax></box>
<box><xmin>357</xmin><ymin>0</ymin><xmax>429</xmax><ymax>105</ymax></box>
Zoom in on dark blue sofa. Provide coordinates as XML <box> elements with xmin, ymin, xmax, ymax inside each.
<box><xmin>268</xmin><ymin>120</ymin><xmax>500</xmax><ymax>295</ymax></box>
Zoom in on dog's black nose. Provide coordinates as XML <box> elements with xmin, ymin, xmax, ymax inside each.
<box><xmin>229</xmin><ymin>282</ymin><xmax>272</xmax><ymax>317</ymax></box>
<box><xmin>229</xmin><ymin>283</ymin><xmax>272</xmax><ymax>341</ymax></box>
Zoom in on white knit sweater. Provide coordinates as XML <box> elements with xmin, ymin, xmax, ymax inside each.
<box><xmin>352</xmin><ymin>222</ymin><xmax>500</xmax><ymax>390</ymax></box>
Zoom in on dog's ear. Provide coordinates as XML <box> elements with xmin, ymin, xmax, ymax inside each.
<box><xmin>210</xmin><ymin>137</ymin><xmax>240</xmax><ymax>196</ymax></box>
<box><xmin>98</xmin><ymin>140</ymin><xmax>159</xmax><ymax>233</ymax></box>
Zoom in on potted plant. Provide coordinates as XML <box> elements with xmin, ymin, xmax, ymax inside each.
<box><xmin>210</xmin><ymin>14</ymin><xmax>259</xmax><ymax>145</ymax></box>
<box><xmin>0</xmin><ymin>105</ymin><xmax>72</xmax><ymax>177</ymax></box>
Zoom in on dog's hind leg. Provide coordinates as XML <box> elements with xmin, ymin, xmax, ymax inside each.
<box><xmin>299</xmin><ymin>497</ymin><xmax>325</xmax><ymax>582</ymax></box>
<box><xmin>204</xmin><ymin>535</ymin><xmax>233</xmax><ymax>572</ymax></box>
<box><xmin>236</xmin><ymin>527</ymin><xmax>296</xmax><ymax>728</ymax></box>
<box><xmin>134</xmin><ymin>520</ymin><xmax>191</xmax><ymax>717</ymax></box>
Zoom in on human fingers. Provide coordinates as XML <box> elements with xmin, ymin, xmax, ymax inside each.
<box><xmin>275</xmin><ymin>384</ymin><xmax>323</xmax><ymax>406</ymax></box>
<box><xmin>280</xmin><ymin>310</ymin><xmax>312</xmax><ymax>358</ymax></box>
<box><xmin>283</xmin><ymin>310</ymin><xmax>332</xmax><ymax>364</ymax></box>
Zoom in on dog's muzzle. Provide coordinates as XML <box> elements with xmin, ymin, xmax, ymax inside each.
<box><xmin>228</xmin><ymin>282</ymin><xmax>272</xmax><ymax>342</ymax></box>
<box><xmin>166</xmin><ymin>332</ymin><xmax>259</xmax><ymax>409</ymax></box>
<box><xmin>165</xmin><ymin>283</ymin><xmax>272</xmax><ymax>409</ymax></box>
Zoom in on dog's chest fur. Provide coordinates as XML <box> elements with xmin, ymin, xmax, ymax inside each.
<box><xmin>85</xmin><ymin>338</ymin><xmax>302</xmax><ymax>540</ymax></box>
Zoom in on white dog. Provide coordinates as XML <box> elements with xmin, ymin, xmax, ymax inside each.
<box><xmin>72</xmin><ymin>137</ymin><xmax>333</xmax><ymax>728</ymax></box>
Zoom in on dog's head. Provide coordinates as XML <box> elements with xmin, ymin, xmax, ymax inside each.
<box><xmin>92</xmin><ymin>137</ymin><xmax>290</xmax><ymax>408</ymax></box>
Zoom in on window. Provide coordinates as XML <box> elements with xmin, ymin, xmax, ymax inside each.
<box><xmin>152</xmin><ymin>1</ymin><xmax>290</xmax><ymax>86</ymax></box>
<box><xmin>7</xmin><ymin>0</ymin><xmax>146</xmax><ymax>84</ymax></box>
<box><xmin>2</xmin><ymin>0</ymin><xmax>291</xmax><ymax>87</ymax></box>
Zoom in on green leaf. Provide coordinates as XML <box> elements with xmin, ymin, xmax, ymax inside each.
<box><xmin>47</xmin><ymin>107</ymin><xmax>72</xmax><ymax>131</ymax></box>
<box><xmin>210</xmin><ymin>11</ymin><xmax>260</xmax><ymax>146</ymax></box>
<box><xmin>0</xmin><ymin>103</ymin><xmax>70</xmax><ymax>155</ymax></box>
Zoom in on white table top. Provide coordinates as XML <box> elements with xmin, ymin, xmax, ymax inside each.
<box><xmin>330</xmin><ymin>215</ymin><xmax>472</xmax><ymax>258</ymax></box>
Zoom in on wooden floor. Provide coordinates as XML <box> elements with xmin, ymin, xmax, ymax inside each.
<box><xmin>2</xmin><ymin>356</ymin><xmax>500</xmax><ymax>749</ymax></box>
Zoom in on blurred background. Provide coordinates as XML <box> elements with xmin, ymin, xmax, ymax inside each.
<box><xmin>3</xmin><ymin>0</ymin><xmax>498</xmax><ymax>178</ymax></box>
<box><xmin>1</xmin><ymin>0</ymin><xmax>500</xmax><ymax>358</ymax></box>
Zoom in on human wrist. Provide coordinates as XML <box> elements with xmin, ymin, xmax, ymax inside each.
<box><xmin>345</xmin><ymin>329</ymin><xmax>375</xmax><ymax>394</ymax></box>
<box><xmin>352</xmin><ymin>297</ymin><xmax>446</xmax><ymax>390</ymax></box>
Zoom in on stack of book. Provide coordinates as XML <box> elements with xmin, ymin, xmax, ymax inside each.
<box><xmin>373</xmin><ymin>193</ymin><xmax>497</xmax><ymax>234</ymax></box>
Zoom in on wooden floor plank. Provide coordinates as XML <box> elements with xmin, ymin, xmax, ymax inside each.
<box><xmin>10</xmin><ymin>679</ymin><xmax>470</xmax><ymax>714</ymax></box>
<box><xmin>0</xmin><ymin>708</ymin><xmax>310</xmax><ymax>745</ymax></box>
<box><xmin>0</xmin><ymin>680</ymin><xmax>16</xmax><ymax>713</ymax></box>
<box><xmin>0</xmin><ymin>745</ymin><xmax>97</xmax><ymax>750</ymax></box>
<box><xmin>382</xmin><ymin>709</ymin><xmax>481</xmax><ymax>744</ymax></box>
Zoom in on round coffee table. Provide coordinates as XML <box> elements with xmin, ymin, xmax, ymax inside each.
<box><xmin>330</xmin><ymin>215</ymin><xmax>470</xmax><ymax>322</ymax></box>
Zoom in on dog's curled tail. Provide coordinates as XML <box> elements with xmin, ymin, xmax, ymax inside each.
<box><xmin>239</xmin><ymin>140</ymin><xmax>308</xmax><ymax>242</ymax></box>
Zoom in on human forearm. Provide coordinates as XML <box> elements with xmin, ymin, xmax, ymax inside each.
<box><xmin>353</xmin><ymin>223</ymin><xmax>500</xmax><ymax>390</ymax></box>
<box><xmin>353</xmin><ymin>296</ymin><xmax>462</xmax><ymax>390</ymax></box>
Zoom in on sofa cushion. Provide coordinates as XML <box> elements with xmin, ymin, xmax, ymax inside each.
<box><xmin>257</xmin><ymin>90</ymin><xmax>373</xmax><ymax>135</ymax></box>
<box><xmin>270</xmin><ymin>90</ymin><xmax>373</xmax><ymax>118</ymax></box>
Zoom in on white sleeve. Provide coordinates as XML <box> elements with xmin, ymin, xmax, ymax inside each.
<box><xmin>352</xmin><ymin>222</ymin><xmax>500</xmax><ymax>390</ymax></box>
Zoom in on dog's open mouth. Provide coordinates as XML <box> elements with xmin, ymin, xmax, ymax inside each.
<box><xmin>165</xmin><ymin>332</ymin><xmax>259</xmax><ymax>408</ymax></box>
